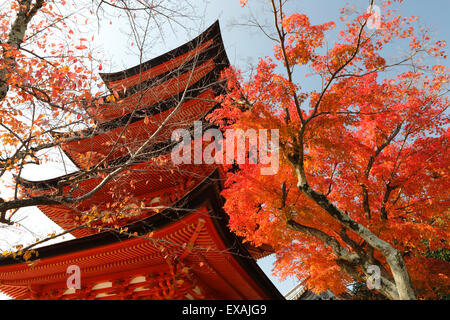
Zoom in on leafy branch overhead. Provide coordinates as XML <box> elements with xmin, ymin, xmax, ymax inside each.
<box><xmin>207</xmin><ymin>0</ymin><xmax>449</xmax><ymax>300</ymax></box>
<box><xmin>0</xmin><ymin>0</ymin><xmax>206</xmax><ymax>245</ymax></box>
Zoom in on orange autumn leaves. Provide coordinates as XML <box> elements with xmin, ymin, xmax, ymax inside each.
<box><xmin>0</xmin><ymin>1</ymin><xmax>97</xmax><ymax>174</ymax></box>
<box><xmin>275</xmin><ymin>13</ymin><xmax>335</xmax><ymax>66</ymax></box>
<box><xmin>209</xmin><ymin>2</ymin><xmax>449</xmax><ymax>298</ymax></box>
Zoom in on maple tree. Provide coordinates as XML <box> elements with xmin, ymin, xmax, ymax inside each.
<box><xmin>208</xmin><ymin>0</ymin><xmax>449</xmax><ymax>299</ymax></box>
<box><xmin>0</xmin><ymin>0</ymin><xmax>95</xmax><ymax>222</ymax></box>
<box><xmin>0</xmin><ymin>0</ymin><xmax>210</xmax><ymax>256</ymax></box>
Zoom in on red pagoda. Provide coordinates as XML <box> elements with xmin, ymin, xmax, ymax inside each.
<box><xmin>0</xmin><ymin>21</ymin><xmax>282</xmax><ymax>300</ymax></box>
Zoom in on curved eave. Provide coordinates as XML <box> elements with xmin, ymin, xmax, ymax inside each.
<box><xmin>99</xmin><ymin>20</ymin><xmax>225</xmax><ymax>87</ymax></box>
<box><xmin>0</xmin><ymin>171</ymin><xmax>213</xmax><ymax>263</ymax></box>
<box><xmin>32</xmin><ymin>165</ymin><xmax>218</xmax><ymax>238</ymax></box>
<box><xmin>15</xmin><ymin>172</ymin><xmax>80</xmax><ymax>190</ymax></box>
<box><xmin>18</xmin><ymin>121</ymin><xmax>220</xmax><ymax>191</ymax></box>
<box><xmin>48</xmin><ymin>20</ymin><xmax>229</xmax><ymax>171</ymax></box>
<box><xmin>54</xmin><ymin>88</ymin><xmax>218</xmax><ymax>158</ymax></box>
<box><xmin>53</xmin><ymin>54</ymin><xmax>228</xmax><ymax>143</ymax></box>
<box><xmin>0</xmin><ymin>170</ymin><xmax>283</xmax><ymax>300</ymax></box>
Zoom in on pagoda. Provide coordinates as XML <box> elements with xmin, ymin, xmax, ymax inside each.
<box><xmin>0</xmin><ymin>21</ymin><xmax>282</xmax><ymax>300</ymax></box>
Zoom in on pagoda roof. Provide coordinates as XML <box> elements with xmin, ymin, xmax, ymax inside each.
<box><xmin>18</xmin><ymin>154</ymin><xmax>220</xmax><ymax>238</ymax></box>
<box><xmin>99</xmin><ymin>21</ymin><xmax>226</xmax><ymax>91</ymax></box>
<box><xmin>55</xmin><ymin>88</ymin><xmax>219</xmax><ymax>169</ymax></box>
<box><xmin>16</xmin><ymin>21</ymin><xmax>231</xmax><ymax>232</ymax></box>
<box><xmin>53</xmin><ymin>21</ymin><xmax>229</xmax><ymax>170</ymax></box>
<box><xmin>0</xmin><ymin>170</ymin><xmax>280</xmax><ymax>300</ymax></box>
<box><xmin>89</xmin><ymin>20</ymin><xmax>228</xmax><ymax>123</ymax></box>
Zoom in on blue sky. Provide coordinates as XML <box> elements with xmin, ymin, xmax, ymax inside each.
<box><xmin>0</xmin><ymin>0</ymin><xmax>449</xmax><ymax>299</ymax></box>
<box><xmin>98</xmin><ymin>0</ymin><xmax>450</xmax><ymax>72</ymax></box>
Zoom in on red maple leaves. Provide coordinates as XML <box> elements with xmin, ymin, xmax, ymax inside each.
<box><xmin>209</xmin><ymin>1</ymin><xmax>449</xmax><ymax>299</ymax></box>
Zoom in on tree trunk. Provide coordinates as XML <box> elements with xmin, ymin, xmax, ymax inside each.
<box><xmin>296</xmin><ymin>177</ymin><xmax>416</xmax><ymax>300</ymax></box>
